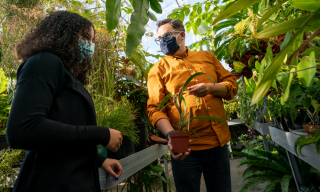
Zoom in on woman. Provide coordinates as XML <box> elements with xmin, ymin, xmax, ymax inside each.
<box><xmin>6</xmin><ymin>11</ymin><xmax>123</xmax><ymax>191</ymax></box>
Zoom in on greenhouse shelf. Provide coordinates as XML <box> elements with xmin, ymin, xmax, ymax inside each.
<box><xmin>269</xmin><ymin>126</ymin><xmax>320</xmax><ymax>192</ymax></box>
<box><xmin>227</xmin><ymin>119</ymin><xmax>244</xmax><ymax>127</ymax></box>
<box><xmin>253</xmin><ymin>122</ymin><xmax>273</xmax><ymax>153</ymax></box>
<box><xmin>99</xmin><ymin>144</ymin><xmax>170</xmax><ymax>190</ymax></box>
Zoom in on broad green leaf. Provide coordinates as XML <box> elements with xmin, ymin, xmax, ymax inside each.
<box><xmin>280</xmin><ymin>31</ymin><xmax>292</xmax><ymax>50</ymax></box>
<box><xmin>184</xmin><ymin>8</ymin><xmax>190</xmax><ymax>16</ymax></box>
<box><xmin>251</xmin><ymin>10</ymin><xmax>320</xmax><ymax>105</ymax></box>
<box><xmin>212</xmin><ymin>0</ymin><xmax>261</xmax><ymax>25</ymax></box>
<box><xmin>157</xmin><ymin>93</ymin><xmax>173</xmax><ymax>109</ymax></box>
<box><xmin>297</xmin><ymin>52</ymin><xmax>316</xmax><ymax>87</ymax></box>
<box><xmin>126</xmin><ymin>0</ymin><xmax>149</xmax><ymax>55</ymax></box>
<box><xmin>301</xmin><ymin>47</ymin><xmax>320</xmax><ymax>58</ymax></box>
<box><xmin>197</xmin><ymin>6</ymin><xmax>202</xmax><ymax>15</ymax></box>
<box><xmin>212</xmin><ymin>20</ymin><xmax>239</xmax><ymax>33</ymax></box>
<box><xmin>105</xmin><ymin>0</ymin><xmax>121</xmax><ymax>32</ymax></box>
<box><xmin>303</xmin><ymin>97</ymin><xmax>312</xmax><ymax>109</ymax></box>
<box><xmin>150</xmin><ymin>0</ymin><xmax>162</xmax><ymax>13</ymax></box>
<box><xmin>197</xmin><ymin>24</ymin><xmax>211</xmax><ymax>34</ymax></box>
<box><xmin>255</xmin><ymin>61</ymin><xmax>261</xmax><ymax>73</ymax></box>
<box><xmin>234</xmin><ymin>61</ymin><xmax>246</xmax><ymax>73</ymax></box>
<box><xmin>254</xmin><ymin>11</ymin><xmax>320</xmax><ymax>39</ymax></box>
<box><xmin>205</xmin><ymin>3</ymin><xmax>211</xmax><ymax>12</ymax></box>
<box><xmin>281</xmin><ymin>174</ymin><xmax>292</xmax><ymax>192</ymax></box>
<box><xmin>271</xmin><ymin>80</ymin><xmax>278</xmax><ymax>92</ymax></box>
<box><xmin>183</xmin><ymin>116</ymin><xmax>227</xmax><ymax>126</ymax></box>
<box><xmin>257</xmin><ymin>1</ymin><xmax>288</xmax><ymax>28</ymax></box>
<box><xmin>150</xmin><ymin>164</ymin><xmax>164</xmax><ymax>173</ymax></box>
<box><xmin>292</xmin><ymin>0</ymin><xmax>320</xmax><ymax>11</ymax></box>
<box><xmin>147</xmin><ymin>11</ymin><xmax>157</xmax><ymax>21</ymax></box>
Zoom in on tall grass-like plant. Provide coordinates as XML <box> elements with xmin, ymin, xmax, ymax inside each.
<box><xmin>94</xmin><ymin>96</ymin><xmax>140</xmax><ymax>145</ymax></box>
<box><xmin>157</xmin><ymin>72</ymin><xmax>227</xmax><ymax>134</ymax></box>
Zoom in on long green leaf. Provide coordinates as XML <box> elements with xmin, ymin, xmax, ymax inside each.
<box><xmin>283</xmin><ymin>68</ymin><xmax>295</xmax><ymax>101</ymax></box>
<box><xmin>292</xmin><ymin>0</ymin><xmax>320</xmax><ymax>11</ymax></box>
<box><xmin>126</xmin><ymin>0</ymin><xmax>149</xmax><ymax>55</ymax></box>
<box><xmin>160</xmin><ymin>103</ymin><xmax>173</xmax><ymax>112</ymax></box>
<box><xmin>150</xmin><ymin>0</ymin><xmax>162</xmax><ymax>13</ymax></box>
<box><xmin>105</xmin><ymin>0</ymin><xmax>121</xmax><ymax>32</ymax></box>
<box><xmin>157</xmin><ymin>93</ymin><xmax>173</xmax><ymax>109</ymax></box>
<box><xmin>240</xmin><ymin>170</ymin><xmax>283</xmax><ymax>184</ymax></box>
<box><xmin>195</xmin><ymin>97</ymin><xmax>200</xmax><ymax>108</ymax></box>
<box><xmin>212</xmin><ymin>0</ymin><xmax>261</xmax><ymax>25</ymax></box>
<box><xmin>297</xmin><ymin>52</ymin><xmax>316</xmax><ymax>87</ymax></box>
<box><xmin>298</xmin><ymin>130</ymin><xmax>320</xmax><ymax>156</ymax></box>
<box><xmin>294</xmin><ymin>136</ymin><xmax>307</xmax><ymax>155</ymax></box>
<box><xmin>183</xmin><ymin>116</ymin><xmax>227</xmax><ymax>126</ymax></box>
<box><xmin>182</xmin><ymin>97</ymin><xmax>187</xmax><ymax>116</ymax></box>
<box><xmin>257</xmin><ymin>1</ymin><xmax>288</xmax><ymax>28</ymax></box>
<box><xmin>191</xmin><ymin>128</ymin><xmax>200</xmax><ymax>138</ymax></box>
<box><xmin>253</xmin><ymin>11</ymin><xmax>320</xmax><ymax>39</ymax></box>
<box><xmin>281</xmin><ymin>175</ymin><xmax>292</xmax><ymax>192</ymax></box>
<box><xmin>147</xmin><ymin>11</ymin><xmax>157</xmax><ymax>21</ymax></box>
<box><xmin>180</xmin><ymin>72</ymin><xmax>215</xmax><ymax>101</ymax></box>
<box><xmin>251</xmin><ymin>9</ymin><xmax>320</xmax><ymax>105</ymax></box>
<box><xmin>128</xmin><ymin>49</ymin><xmax>148</xmax><ymax>83</ymax></box>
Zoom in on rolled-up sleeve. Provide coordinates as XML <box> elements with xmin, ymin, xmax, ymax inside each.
<box><xmin>147</xmin><ymin>64</ymin><xmax>170</xmax><ymax>127</ymax></box>
<box><xmin>209</xmin><ymin>52</ymin><xmax>238</xmax><ymax>100</ymax></box>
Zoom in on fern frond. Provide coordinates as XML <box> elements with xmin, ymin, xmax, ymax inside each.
<box><xmin>265</xmin><ymin>179</ymin><xmax>282</xmax><ymax>192</ymax></box>
<box><xmin>239</xmin><ymin>176</ymin><xmax>278</xmax><ymax>192</ymax></box>
<box><xmin>237</xmin><ymin>159</ymin><xmax>291</xmax><ymax>174</ymax></box>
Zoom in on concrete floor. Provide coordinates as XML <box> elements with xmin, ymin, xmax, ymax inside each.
<box><xmin>109</xmin><ymin>156</ymin><xmax>269</xmax><ymax>192</ymax></box>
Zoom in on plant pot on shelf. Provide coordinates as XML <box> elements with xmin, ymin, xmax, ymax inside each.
<box><xmin>303</xmin><ymin>125</ymin><xmax>320</xmax><ymax>136</ymax></box>
<box><xmin>169</xmin><ymin>132</ymin><xmax>189</xmax><ymax>154</ymax></box>
<box><xmin>107</xmin><ymin>136</ymin><xmax>135</xmax><ymax>160</ymax></box>
<box><xmin>0</xmin><ymin>134</ymin><xmax>9</xmax><ymax>151</ymax></box>
<box><xmin>230</xmin><ymin>113</ymin><xmax>238</xmax><ymax>120</ymax></box>
<box><xmin>133</xmin><ymin>121</ymin><xmax>148</xmax><ymax>152</ymax></box>
<box><xmin>283</xmin><ymin>113</ymin><xmax>304</xmax><ymax>132</ymax></box>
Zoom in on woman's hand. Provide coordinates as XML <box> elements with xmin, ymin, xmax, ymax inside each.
<box><xmin>106</xmin><ymin>129</ymin><xmax>123</xmax><ymax>152</ymax></box>
<box><xmin>188</xmin><ymin>83</ymin><xmax>213</xmax><ymax>97</ymax></box>
<box><xmin>168</xmin><ymin>136</ymin><xmax>191</xmax><ymax>160</ymax></box>
<box><xmin>101</xmin><ymin>158</ymin><xmax>123</xmax><ymax>181</ymax></box>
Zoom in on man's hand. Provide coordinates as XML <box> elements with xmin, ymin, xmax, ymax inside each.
<box><xmin>106</xmin><ymin>129</ymin><xmax>123</xmax><ymax>152</ymax></box>
<box><xmin>188</xmin><ymin>83</ymin><xmax>212</xmax><ymax>97</ymax></box>
<box><xmin>101</xmin><ymin>158</ymin><xmax>123</xmax><ymax>181</ymax></box>
<box><xmin>168</xmin><ymin>136</ymin><xmax>191</xmax><ymax>160</ymax></box>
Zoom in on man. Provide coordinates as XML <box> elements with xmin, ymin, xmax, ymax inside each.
<box><xmin>147</xmin><ymin>18</ymin><xmax>238</xmax><ymax>192</ymax></box>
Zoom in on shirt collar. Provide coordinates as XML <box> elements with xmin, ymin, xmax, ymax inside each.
<box><xmin>172</xmin><ymin>46</ymin><xmax>189</xmax><ymax>59</ymax></box>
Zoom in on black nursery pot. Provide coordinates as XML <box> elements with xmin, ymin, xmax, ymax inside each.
<box><xmin>0</xmin><ymin>135</ymin><xmax>9</xmax><ymax>151</ymax></box>
<box><xmin>230</xmin><ymin>113</ymin><xmax>238</xmax><ymax>120</ymax></box>
<box><xmin>134</xmin><ymin>122</ymin><xmax>148</xmax><ymax>153</ymax></box>
<box><xmin>283</xmin><ymin>112</ymin><xmax>304</xmax><ymax>132</ymax></box>
<box><xmin>107</xmin><ymin>136</ymin><xmax>135</xmax><ymax>160</ymax></box>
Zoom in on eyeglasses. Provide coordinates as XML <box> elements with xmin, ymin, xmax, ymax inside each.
<box><xmin>155</xmin><ymin>31</ymin><xmax>181</xmax><ymax>45</ymax></box>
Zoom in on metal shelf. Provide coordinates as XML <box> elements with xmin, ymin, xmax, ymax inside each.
<box><xmin>253</xmin><ymin>122</ymin><xmax>273</xmax><ymax>135</ymax></box>
<box><xmin>269</xmin><ymin>126</ymin><xmax>320</xmax><ymax>171</ymax></box>
<box><xmin>99</xmin><ymin>144</ymin><xmax>169</xmax><ymax>190</ymax></box>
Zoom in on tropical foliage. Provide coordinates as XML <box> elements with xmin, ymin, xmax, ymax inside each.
<box><xmin>231</xmin><ymin>139</ymin><xmax>320</xmax><ymax>192</ymax></box>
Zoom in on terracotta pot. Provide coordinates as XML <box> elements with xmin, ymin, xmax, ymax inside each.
<box><xmin>303</xmin><ymin>125</ymin><xmax>320</xmax><ymax>136</ymax></box>
<box><xmin>169</xmin><ymin>132</ymin><xmax>190</xmax><ymax>154</ymax></box>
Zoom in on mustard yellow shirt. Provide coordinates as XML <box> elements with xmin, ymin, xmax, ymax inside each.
<box><xmin>147</xmin><ymin>47</ymin><xmax>238</xmax><ymax>150</ymax></box>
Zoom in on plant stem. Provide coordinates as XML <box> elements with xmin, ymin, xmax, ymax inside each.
<box><xmin>277</xmin><ymin>0</ymin><xmax>288</xmax><ymax>20</ymax></box>
<box><xmin>286</xmin><ymin>28</ymin><xmax>320</xmax><ymax>65</ymax></box>
<box><xmin>276</xmin><ymin>66</ymin><xmax>320</xmax><ymax>77</ymax></box>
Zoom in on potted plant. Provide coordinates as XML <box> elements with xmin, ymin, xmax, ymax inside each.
<box><xmin>157</xmin><ymin>72</ymin><xmax>227</xmax><ymax>153</ymax></box>
<box><xmin>223</xmin><ymin>99</ymin><xmax>240</xmax><ymax>120</ymax></box>
<box><xmin>94</xmin><ymin>96</ymin><xmax>140</xmax><ymax>159</ymax></box>
<box><xmin>301</xmin><ymin>95</ymin><xmax>320</xmax><ymax>136</ymax></box>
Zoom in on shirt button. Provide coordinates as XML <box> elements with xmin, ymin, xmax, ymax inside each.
<box><xmin>212</xmin><ymin>122</ymin><xmax>214</xmax><ymax>124</ymax></box>
<box><xmin>208</xmin><ymin>107</ymin><xmax>210</xmax><ymax>109</ymax></box>
<box><xmin>174</xmin><ymin>58</ymin><xmax>176</xmax><ymax>60</ymax></box>
<box><xmin>196</xmin><ymin>79</ymin><xmax>198</xmax><ymax>81</ymax></box>
<box><xmin>189</xmin><ymin>69</ymin><xmax>192</xmax><ymax>71</ymax></box>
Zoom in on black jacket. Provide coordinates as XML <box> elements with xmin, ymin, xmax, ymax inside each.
<box><xmin>7</xmin><ymin>52</ymin><xmax>110</xmax><ymax>192</ymax></box>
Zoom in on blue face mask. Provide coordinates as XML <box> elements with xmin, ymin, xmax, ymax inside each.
<box><xmin>160</xmin><ymin>33</ymin><xmax>183</xmax><ymax>56</ymax></box>
<box><xmin>78</xmin><ymin>38</ymin><xmax>95</xmax><ymax>59</ymax></box>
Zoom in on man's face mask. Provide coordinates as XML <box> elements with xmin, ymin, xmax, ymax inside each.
<box><xmin>78</xmin><ymin>38</ymin><xmax>95</xmax><ymax>59</ymax></box>
<box><xmin>159</xmin><ymin>32</ymin><xmax>183</xmax><ymax>56</ymax></box>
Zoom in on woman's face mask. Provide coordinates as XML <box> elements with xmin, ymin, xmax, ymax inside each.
<box><xmin>78</xmin><ymin>38</ymin><xmax>95</xmax><ymax>59</ymax></box>
<box><xmin>160</xmin><ymin>33</ymin><xmax>183</xmax><ymax>56</ymax></box>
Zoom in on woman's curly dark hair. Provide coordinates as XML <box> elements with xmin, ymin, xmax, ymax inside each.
<box><xmin>17</xmin><ymin>11</ymin><xmax>95</xmax><ymax>85</ymax></box>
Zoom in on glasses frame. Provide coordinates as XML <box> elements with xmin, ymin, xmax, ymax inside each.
<box><xmin>155</xmin><ymin>31</ymin><xmax>181</xmax><ymax>45</ymax></box>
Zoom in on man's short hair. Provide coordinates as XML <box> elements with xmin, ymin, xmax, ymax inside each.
<box><xmin>156</xmin><ymin>18</ymin><xmax>185</xmax><ymax>32</ymax></box>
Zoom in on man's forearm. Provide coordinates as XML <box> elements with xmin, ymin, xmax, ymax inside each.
<box><xmin>208</xmin><ymin>83</ymin><xmax>228</xmax><ymax>98</ymax></box>
<box><xmin>155</xmin><ymin>118</ymin><xmax>174</xmax><ymax>136</ymax></box>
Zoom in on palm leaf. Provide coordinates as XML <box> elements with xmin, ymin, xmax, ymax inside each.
<box><xmin>237</xmin><ymin>159</ymin><xmax>291</xmax><ymax>174</ymax></box>
<box><xmin>239</xmin><ymin>176</ymin><xmax>277</xmax><ymax>192</ymax></box>
<box><xmin>264</xmin><ymin>179</ymin><xmax>282</xmax><ymax>192</ymax></box>
<box><xmin>281</xmin><ymin>175</ymin><xmax>292</xmax><ymax>192</ymax></box>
